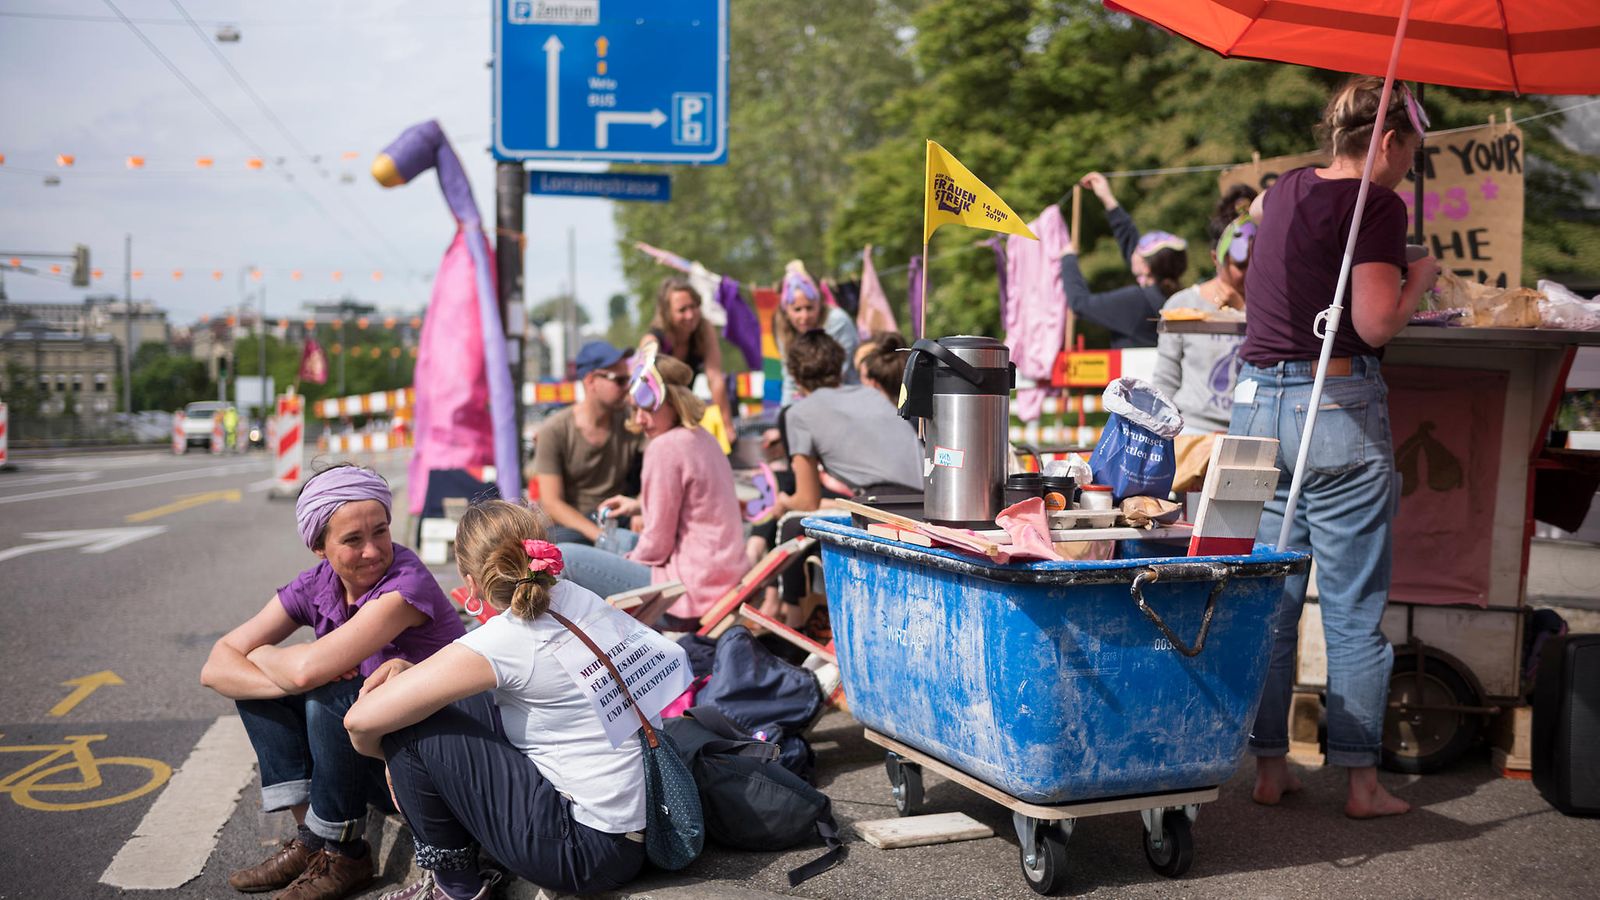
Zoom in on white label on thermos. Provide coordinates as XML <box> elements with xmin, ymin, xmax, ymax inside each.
<box><xmin>932</xmin><ymin>446</ymin><xmax>966</xmax><ymax>469</ymax></box>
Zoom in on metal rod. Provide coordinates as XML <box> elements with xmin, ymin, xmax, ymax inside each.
<box><xmin>123</xmin><ymin>233</ymin><xmax>132</xmax><ymax>414</ymax></box>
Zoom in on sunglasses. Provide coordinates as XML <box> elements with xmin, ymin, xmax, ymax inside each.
<box><xmin>628</xmin><ymin>355</ymin><xmax>666</xmax><ymax>411</ymax></box>
<box><xmin>1217</xmin><ymin>216</ymin><xmax>1257</xmax><ymax>267</ymax></box>
<box><xmin>591</xmin><ymin>370</ymin><xmax>628</xmax><ymax>386</ymax></box>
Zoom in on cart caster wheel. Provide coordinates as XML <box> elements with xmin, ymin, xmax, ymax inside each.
<box><xmin>1019</xmin><ymin>822</ymin><xmax>1069</xmax><ymax>895</ymax></box>
<box><xmin>1143</xmin><ymin>812</ymin><xmax>1194</xmax><ymax>878</ymax></box>
<box><xmin>1382</xmin><ymin>649</ymin><xmax>1483</xmax><ymax>774</ymax></box>
<box><xmin>884</xmin><ymin>754</ymin><xmax>923</xmax><ymax>817</ymax></box>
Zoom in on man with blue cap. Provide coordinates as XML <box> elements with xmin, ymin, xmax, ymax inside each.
<box><xmin>529</xmin><ymin>340</ymin><xmax>645</xmax><ymax>546</ymax></box>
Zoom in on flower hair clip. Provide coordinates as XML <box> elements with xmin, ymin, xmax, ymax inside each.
<box><xmin>522</xmin><ymin>539</ymin><xmax>564</xmax><ymax>578</ymax></box>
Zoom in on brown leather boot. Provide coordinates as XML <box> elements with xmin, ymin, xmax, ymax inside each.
<box><xmin>276</xmin><ymin>846</ymin><xmax>375</xmax><ymax>900</ymax></box>
<box><xmin>227</xmin><ymin>838</ymin><xmax>315</xmax><ymax>893</ymax></box>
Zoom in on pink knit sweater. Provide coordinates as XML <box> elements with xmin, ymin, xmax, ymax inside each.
<box><xmin>626</xmin><ymin>426</ymin><xmax>749</xmax><ymax>618</ymax></box>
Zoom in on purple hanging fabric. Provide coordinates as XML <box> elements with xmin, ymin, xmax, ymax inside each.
<box><xmin>987</xmin><ymin>236</ymin><xmax>1011</xmax><ymax>324</ymax></box>
<box><xmin>908</xmin><ymin>254</ymin><xmax>925</xmax><ymax>339</ymax></box>
<box><xmin>718</xmin><ymin>277</ymin><xmax>763</xmax><ymax>371</ymax></box>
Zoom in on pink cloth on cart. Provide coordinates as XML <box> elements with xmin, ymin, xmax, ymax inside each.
<box><xmin>995</xmin><ymin>497</ymin><xmax>1062</xmax><ymax>562</ymax></box>
<box><xmin>1004</xmin><ymin>205</ymin><xmax>1071</xmax><ymax>422</ymax></box>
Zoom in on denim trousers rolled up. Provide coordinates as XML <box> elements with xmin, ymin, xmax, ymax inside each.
<box><xmin>381</xmin><ymin>692</ymin><xmax>644</xmax><ymax>894</ymax></box>
<box><xmin>235</xmin><ymin>677</ymin><xmax>390</xmax><ymax>841</ymax></box>
<box><xmin>1230</xmin><ymin>357</ymin><xmax>1397</xmax><ymax>768</ymax></box>
<box><xmin>556</xmin><ymin>543</ymin><xmax>651</xmax><ymax>599</ymax></box>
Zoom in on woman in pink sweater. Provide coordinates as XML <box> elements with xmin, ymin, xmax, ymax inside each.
<box><xmin>556</xmin><ymin>352</ymin><xmax>748</xmax><ymax>626</ymax></box>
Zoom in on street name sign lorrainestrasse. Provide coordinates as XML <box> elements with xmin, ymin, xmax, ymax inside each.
<box><xmin>527</xmin><ymin>169</ymin><xmax>672</xmax><ymax>202</ymax></box>
<box><xmin>494</xmin><ymin>0</ymin><xmax>728</xmax><ymax>164</ymax></box>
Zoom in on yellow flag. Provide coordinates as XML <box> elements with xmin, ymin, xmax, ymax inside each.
<box><xmin>923</xmin><ymin>140</ymin><xmax>1037</xmax><ymax>243</ymax></box>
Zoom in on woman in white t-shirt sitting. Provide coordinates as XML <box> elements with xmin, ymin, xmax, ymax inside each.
<box><xmin>344</xmin><ymin>500</ymin><xmax>660</xmax><ymax>900</ymax></box>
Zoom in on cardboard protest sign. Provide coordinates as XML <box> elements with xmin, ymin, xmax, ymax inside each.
<box><xmin>552</xmin><ymin>614</ymin><xmax>693</xmax><ymax>749</ymax></box>
<box><xmin>1219</xmin><ymin>123</ymin><xmax>1525</xmax><ymax>287</ymax></box>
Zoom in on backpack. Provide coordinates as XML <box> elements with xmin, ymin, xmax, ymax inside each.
<box><xmin>693</xmin><ymin>625</ymin><xmax>825</xmax><ymax>781</ymax></box>
<box><xmin>662</xmin><ymin>713</ymin><xmax>846</xmax><ymax>886</ymax></box>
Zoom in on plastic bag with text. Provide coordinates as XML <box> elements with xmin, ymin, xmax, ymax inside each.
<box><xmin>1088</xmin><ymin>378</ymin><xmax>1184</xmax><ymax>502</ymax></box>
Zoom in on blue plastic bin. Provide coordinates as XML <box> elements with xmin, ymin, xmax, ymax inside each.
<box><xmin>804</xmin><ymin>514</ymin><xmax>1308</xmax><ymax>804</ymax></box>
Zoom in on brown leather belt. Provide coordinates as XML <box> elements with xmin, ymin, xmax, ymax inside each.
<box><xmin>1323</xmin><ymin>357</ymin><xmax>1353</xmax><ymax>377</ymax></box>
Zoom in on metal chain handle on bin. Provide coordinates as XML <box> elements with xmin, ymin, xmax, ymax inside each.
<box><xmin>1129</xmin><ymin>563</ymin><xmax>1231</xmax><ymax>658</ymax></box>
<box><xmin>897</xmin><ymin>338</ymin><xmax>983</xmax><ymax>420</ymax></box>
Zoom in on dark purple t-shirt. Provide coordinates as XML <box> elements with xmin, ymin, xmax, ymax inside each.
<box><xmin>276</xmin><ymin>543</ymin><xmax>464</xmax><ymax>677</ymax></box>
<box><xmin>1241</xmin><ymin>167</ymin><xmax>1409</xmax><ymax>366</ymax></box>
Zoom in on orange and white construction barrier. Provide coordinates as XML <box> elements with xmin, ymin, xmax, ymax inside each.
<box><xmin>314</xmin><ymin>387</ymin><xmax>415</xmax><ymax>420</ymax></box>
<box><xmin>321</xmin><ymin>428</ymin><xmax>414</xmax><ymax>454</ymax></box>
<box><xmin>210</xmin><ymin>414</ymin><xmax>225</xmax><ymax>455</ymax></box>
<box><xmin>0</xmin><ymin>402</ymin><xmax>9</xmax><ymax>467</ymax></box>
<box><xmin>172</xmin><ymin>411</ymin><xmax>186</xmax><ymax>454</ymax></box>
<box><xmin>273</xmin><ymin>393</ymin><xmax>304</xmax><ymax>497</ymax></box>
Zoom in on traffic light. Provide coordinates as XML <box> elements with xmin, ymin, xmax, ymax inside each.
<box><xmin>71</xmin><ymin>244</ymin><xmax>90</xmax><ymax>287</ymax></box>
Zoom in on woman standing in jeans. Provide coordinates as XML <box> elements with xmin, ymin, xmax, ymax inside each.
<box><xmin>1231</xmin><ymin>75</ymin><xmax>1440</xmax><ymax>819</ymax></box>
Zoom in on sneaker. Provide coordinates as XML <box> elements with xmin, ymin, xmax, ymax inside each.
<box><xmin>228</xmin><ymin>838</ymin><xmax>315</xmax><ymax>893</ymax></box>
<box><xmin>275</xmin><ymin>846</ymin><xmax>375</xmax><ymax>900</ymax></box>
<box><xmin>378</xmin><ymin>868</ymin><xmax>503</xmax><ymax>900</ymax></box>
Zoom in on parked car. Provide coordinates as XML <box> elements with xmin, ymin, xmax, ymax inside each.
<box><xmin>180</xmin><ymin>401</ymin><xmax>231</xmax><ymax>448</ymax></box>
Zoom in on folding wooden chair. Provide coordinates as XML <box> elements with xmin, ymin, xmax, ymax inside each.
<box><xmin>448</xmin><ymin>580</ymin><xmax>688</xmax><ymax>626</ymax></box>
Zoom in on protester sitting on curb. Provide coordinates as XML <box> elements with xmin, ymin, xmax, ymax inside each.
<box><xmin>639</xmin><ymin>277</ymin><xmax>734</xmax><ymax>429</ymax></box>
<box><xmin>558</xmin><ymin>352</ymin><xmax>748</xmax><ymax>628</ymax></box>
<box><xmin>200</xmin><ymin>464</ymin><xmax>464</xmax><ymax>900</ymax></box>
<box><xmin>528</xmin><ymin>340</ymin><xmax>644</xmax><ymax>549</ymax></box>
<box><xmin>1060</xmin><ymin>171</ymin><xmax>1188</xmax><ymax>348</ymax></box>
<box><xmin>345</xmin><ymin>501</ymin><xmax>659</xmax><ymax>900</ymax></box>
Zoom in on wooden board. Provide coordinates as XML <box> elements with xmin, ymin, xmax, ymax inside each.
<box><xmin>854</xmin><ymin>813</ymin><xmax>994</xmax><ymax>850</ymax></box>
<box><xmin>1490</xmin><ymin>704</ymin><xmax>1532</xmax><ymax>772</ymax></box>
<box><xmin>861</xmin><ymin>729</ymin><xmax>1218</xmax><ymax>821</ymax></box>
<box><xmin>976</xmin><ymin>523</ymin><xmax>1193</xmax><ymax>544</ymax></box>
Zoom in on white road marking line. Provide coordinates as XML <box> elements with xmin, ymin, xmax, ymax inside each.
<box><xmin>100</xmin><ymin>715</ymin><xmax>257</xmax><ymax>891</ymax></box>
<box><xmin>0</xmin><ymin>461</ymin><xmax>266</xmax><ymax>505</ymax></box>
<box><xmin>246</xmin><ymin>477</ymin><xmax>279</xmax><ymax>493</ymax></box>
<box><xmin>0</xmin><ymin>470</ymin><xmax>102</xmax><ymax>488</ymax></box>
<box><xmin>26</xmin><ymin>454</ymin><xmax>177</xmax><ymax>470</ymax></box>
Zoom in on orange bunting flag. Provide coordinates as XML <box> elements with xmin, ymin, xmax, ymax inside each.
<box><xmin>390</xmin><ymin>347</ymin><xmax>401</xmax><ymax>358</ymax></box>
<box><xmin>0</xmin><ymin>153</ymin><xmax>6</xmax><ymax>166</ymax></box>
<box><xmin>369</xmin><ymin>347</ymin><xmax>382</xmax><ymax>359</ymax></box>
<box><xmin>195</xmin><ymin>157</ymin><xmax>214</xmax><ymax>169</ymax></box>
<box><xmin>408</xmin><ymin>347</ymin><xmax>417</xmax><ymax>358</ymax></box>
<box><xmin>371</xmin><ymin>271</ymin><xmax>382</xmax><ymax>282</ymax></box>
<box><xmin>291</xmin><ymin>270</ymin><xmax>303</xmax><ymax>281</ymax></box>
<box><xmin>172</xmin><ymin>269</ymin><xmax>184</xmax><ymax>280</ymax></box>
<box><xmin>277</xmin><ymin>318</ymin><xmax>288</xmax><ymax>329</ymax></box>
<box><xmin>132</xmin><ymin>269</ymin><xmax>143</xmax><ymax>279</ymax></box>
<box><xmin>331</xmin><ymin>271</ymin><xmax>343</xmax><ymax>282</ymax></box>
<box><xmin>383</xmin><ymin>317</ymin><xmax>396</xmax><ymax>329</ymax></box>
<box><xmin>211</xmin><ymin>270</ymin><xmax>223</xmax><ymax>281</ymax></box>
<box><xmin>7</xmin><ymin>258</ymin><xmax>19</xmax><ymax>267</ymax></box>
<box><xmin>409</xmin><ymin>317</ymin><xmax>422</xmax><ymax>329</ymax></box>
<box><xmin>126</xmin><ymin>156</ymin><xmax>145</xmax><ymax>169</ymax></box>
<box><xmin>49</xmin><ymin>264</ymin><xmax>62</xmax><ymax>275</ymax></box>
<box><xmin>91</xmin><ymin>268</ymin><xmax>104</xmax><ymax>280</ymax></box>
<box><xmin>341</xmin><ymin>151</ymin><xmax>361</xmax><ymax>161</ymax></box>
<box><xmin>250</xmin><ymin>269</ymin><xmax>263</xmax><ymax>281</ymax></box>
<box><xmin>245</xmin><ymin>158</ymin><xmax>264</xmax><ymax>170</ymax></box>
<box><xmin>303</xmin><ymin>318</ymin><xmax>316</xmax><ymax>329</ymax></box>
<box><xmin>56</xmin><ymin>154</ymin><xmax>75</xmax><ymax>167</ymax></box>
<box><xmin>357</xmin><ymin>317</ymin><xmax>369</xmax><ymax>330</ymax></box>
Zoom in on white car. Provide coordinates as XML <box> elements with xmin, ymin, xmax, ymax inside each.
<box><xmin>181</xmin><ymin>401</ymin><xmax>231</xmax><ymax>448</ymax></box>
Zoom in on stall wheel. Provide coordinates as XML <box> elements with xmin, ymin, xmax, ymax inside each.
<box><xmin>1142</xmin><ymin>809</ymin><xmax>1194</xmax><ymax>877</ymax></box>
<box><xmin>1015</xmin><ymin>815</ymin><xmax>1071</xmax><ymax>895</ymax></box>
<box><xmin>1381</xmin><ymin>650</ymin><xmax>1483</xmax><ymax>774</ymax></box>
<box><xmin>884</xmin><ymin>753</ymin><xmax>924</xmax><ymax>817</ymax></box>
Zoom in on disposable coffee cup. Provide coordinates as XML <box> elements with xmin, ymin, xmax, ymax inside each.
<box><xmin>1079</xmin><ymin>485</ymin><xmax>1114</xmax><ymax>511</ymax></box>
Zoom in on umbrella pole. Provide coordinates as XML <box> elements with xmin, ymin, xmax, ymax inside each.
<box><xmin>1413</xmin><ymin>84</ymin><xmax>1426</xmax><ymax>245</ymax></box>
<box><xmin>1275</xmin><ymin>0</ymin><xmax>1414</xmax><ymax>551</ymax></box>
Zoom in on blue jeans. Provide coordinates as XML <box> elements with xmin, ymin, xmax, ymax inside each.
<box><xmin>236</xmin><ymin>678</ymin><xmax>390</xmax><ymax>841</ymax></box>
<box><xmin>557</xmin><ymin>543</ymin><xmax>651</xmax><ymax>599</ymax></box>
<box><xmin>1230</xmin><ymin>358</ymin><xmax>1397</xmax><ymax>768</ymax></box>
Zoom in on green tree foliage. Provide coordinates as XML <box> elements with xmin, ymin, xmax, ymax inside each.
<box><xmin>530</xmin><ymin>295</ymin><xmax>590</xmax><ymax>328</ymax></box>
<box><xmin>605</xmin><ymin>292</ymin><xmax>640</xmax><ymax>348</ymax></box>
<box><xmin>130</xmin><ymin>342</ymin><xmax>214</xmax><ymax>412</ymax></box>
<box><xmin>612</xmin><ymin>0</ymin><xmax>918</xmax><ymax>307</ymax></box>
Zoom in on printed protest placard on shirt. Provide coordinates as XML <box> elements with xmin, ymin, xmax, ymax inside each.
<box><xmin>1219</xmin><ymin>122</ymin><xmax>1525</xmax><ymax>288</ymax></box>
<box><xmin>551</xmin><ymin>613</ymin><xmax>693</xmax><ymax>749</ymax></box>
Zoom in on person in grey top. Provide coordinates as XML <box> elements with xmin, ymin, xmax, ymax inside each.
<box><xmin>1153</xmin><ymin>190</ymin><xmax>1258</xmax><ymax>433</ymax></box>
<box><xmin>774</xmin><ymin>331</ymin><xmax>922</xmax><ymax>518</ymax></box>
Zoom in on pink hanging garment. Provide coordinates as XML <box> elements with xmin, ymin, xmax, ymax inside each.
<box><xmin>856</xmin><ymin>245</ymin><xmax>898</xmax><ymax>338</ymax></box>
<box><xmin>1004</xmin><ymin>205</ymin><xmax>1071</xmax><ymax>422</ymax></box>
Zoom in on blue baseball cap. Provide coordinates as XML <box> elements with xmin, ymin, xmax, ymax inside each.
<box><xmin>574</xmin><ymin>340</ymin><xmax>631</xmax><ymax>377</ymax></box>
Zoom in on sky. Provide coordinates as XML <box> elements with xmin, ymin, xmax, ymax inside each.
<box><xmin>0</xmin><ymin>0</ymin><xmax>629</xmax><ymax>326</ymax></box>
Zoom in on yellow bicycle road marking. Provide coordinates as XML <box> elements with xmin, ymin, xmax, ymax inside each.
<box><xmin>0</xmin><ymin>734</ymin><xmax>172</xmax><ymax>812</ymax></box>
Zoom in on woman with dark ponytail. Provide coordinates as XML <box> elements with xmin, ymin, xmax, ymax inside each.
<box><xmin>345</xmin><ymin>500</ymin><xmax>683</xmax><ymax>898</ymax></box>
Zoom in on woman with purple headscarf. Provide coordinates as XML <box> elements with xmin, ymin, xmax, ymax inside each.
<box><xmin>201</xmin><ymin>464</ymin><xmax>463</xmax><ymax>900</ymax></box>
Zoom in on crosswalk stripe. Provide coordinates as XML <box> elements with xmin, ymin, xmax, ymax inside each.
<box><xmin>100</xmin><ymin>716</ymin><xmax>257</xmax><ymax>890</ymax></box>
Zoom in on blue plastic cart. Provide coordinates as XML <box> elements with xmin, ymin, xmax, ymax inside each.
<box><xmin>804</xmin><ymin>514</ymin><xmax>1308</xmax><ymax>894</ymax></box>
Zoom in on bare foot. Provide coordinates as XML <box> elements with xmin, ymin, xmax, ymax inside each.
<box><xmin>1345</xmin><ymin>766</ymin><xmax>1411</xmax><ymax>819</ymax></box>
<box><xmin>1252</xmin><ymin>755</ymin><xmax>1303</xmax><ymax>805</ymax></box>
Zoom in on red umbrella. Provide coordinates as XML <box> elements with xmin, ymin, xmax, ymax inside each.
<box><xmin>1108</xmin><ymin>0</ymin><xmax>1600</xmax><ymax>549</ymax></box>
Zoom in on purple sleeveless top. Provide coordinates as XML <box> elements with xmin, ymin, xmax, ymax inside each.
<box><xmin>276</xmin><ymin>544</ymin><xmax>464</xmax><ymax>677</ymax></box>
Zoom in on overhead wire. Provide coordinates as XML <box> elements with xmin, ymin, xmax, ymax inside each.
<box><xmin>96</xmin><ymin>0</ymin><xmax>413</xmax><ymax>278</ymax></box>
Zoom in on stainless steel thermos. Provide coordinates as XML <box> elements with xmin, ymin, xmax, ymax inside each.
<box><xmin>898</xmin><ymin>336</ymin><xmax>1014</xmax><ymax>527</ymax></box>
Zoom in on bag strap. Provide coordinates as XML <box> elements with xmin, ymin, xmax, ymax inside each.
<box><xmin>548</xmin><ymin>610</ymin><xmax>659</xmax><ymax>750</ymax></box>
<box><xmin>788</xmin><ymin>801</ymin><xmax>846</xmax><ymax>886</ymax></box>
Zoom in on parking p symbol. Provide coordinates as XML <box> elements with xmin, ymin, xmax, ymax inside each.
<box><xmin>672</xmin><ymin>93</ymin><xmax>711</xmax><ymax>146</ymax></box>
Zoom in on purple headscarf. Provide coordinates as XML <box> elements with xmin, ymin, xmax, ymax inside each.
<box><xmin>781</xmin><ymin>260</ymin><xmax>819</xmax><ymax>307</ymax></box>
<box><xmin>295</xmin><ymin>466</ymin><xmax>393</xmax><ymax>548</ymax></box>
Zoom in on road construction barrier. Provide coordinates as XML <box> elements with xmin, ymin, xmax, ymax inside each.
<box><xmin>274</xmin><ymin>394</ymin><xmax>304</xmax><ymax>495</ymax></box>
<box><xmin>1009</xmin><ymin>422</ymin><xmax>1103</xmax><ymax>448</ymax></box>
<box><xmin>321</xmin><ymin>428</ymin><xmax>414</xmax><ymax>455</ymax></box>
<box><xmin>210</xmin><ymin>414</ymin><xmax>225</xmax><ymax>455</ymax></box>
<box><xmin>0</xmin><ymin>402</ymin><xmax>8</xmax><ymax>467</ymax></box>
<box><xmin>171</xmin><ymin>411</ymin><xmax>186</xmax><ymax>455</ymax></box>
<box><xmin>314</xmin><ymin>387</ymin><xmax>415</xmax><ymax>420</ymax></box>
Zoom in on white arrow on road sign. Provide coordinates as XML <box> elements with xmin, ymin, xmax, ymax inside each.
<box><xmin>0</xmin><ymin>526</ymin><xmax>167</xmax><ymax>565</ymax></box>
<box><xmin>544</xmin><ymin>35</ymin><xmax>563</xmax><ymax>147</ymax></box>
<box><xmin>595</xmin><ymin>109</ymin><xmax>666</xmax><ymax>149</ymax></box>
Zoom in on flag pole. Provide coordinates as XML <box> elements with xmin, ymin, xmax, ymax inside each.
<box><xmin>919</xmin><ymin>140</ymin><xmax>931</xmax><ymax>340</ymax></box>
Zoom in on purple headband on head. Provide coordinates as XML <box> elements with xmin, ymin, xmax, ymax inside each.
<box><xmin>295</xmin><ymin>466</ymin><xmax>392</xmax><ymax>548</ymax></box>
<box><xmin>781</xmin><ymin>260</ymin><xmax>819</xmax><ymax>307</ymax></box>
<box><xmin>1136</xmin><ymin>231</ymin><xmax>1188</xmax><ymax>258</ymax></box>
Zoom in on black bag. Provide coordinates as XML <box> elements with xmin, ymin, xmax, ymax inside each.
<box><xmin>663</xmin><ymin>713</ymin><xmax>846</xmax><ymax>886</ymax></box>
<box><xmin>695</xmin><ymin>625</ymin><xmax>824</xmax><ymax>780</ymax></box>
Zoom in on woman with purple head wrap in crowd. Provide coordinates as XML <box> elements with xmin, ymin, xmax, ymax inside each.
<box><xmin>771</xmin><ymin>259</ymin><xmax>860</xmax><ymax>407</ymax></box>
<box><xmin>201</xmin><ymin>463</ymin><xmax>463</xmax><ymax>900</ymax></box>
<box><xmin>1060</xmin><ymin>171</ymin><xmax>1190</xmax><ymax>348</ymax></box>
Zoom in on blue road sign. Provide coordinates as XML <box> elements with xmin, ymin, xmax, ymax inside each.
<box><xmin>526</xmin><ymin>170</ymin><xmax>671</xmax><ymax>202</ymax></box>
<box><xmin>494</xmin><ymin>0</ymin><xmax>727</xmax><ymax>164</ymax></box>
